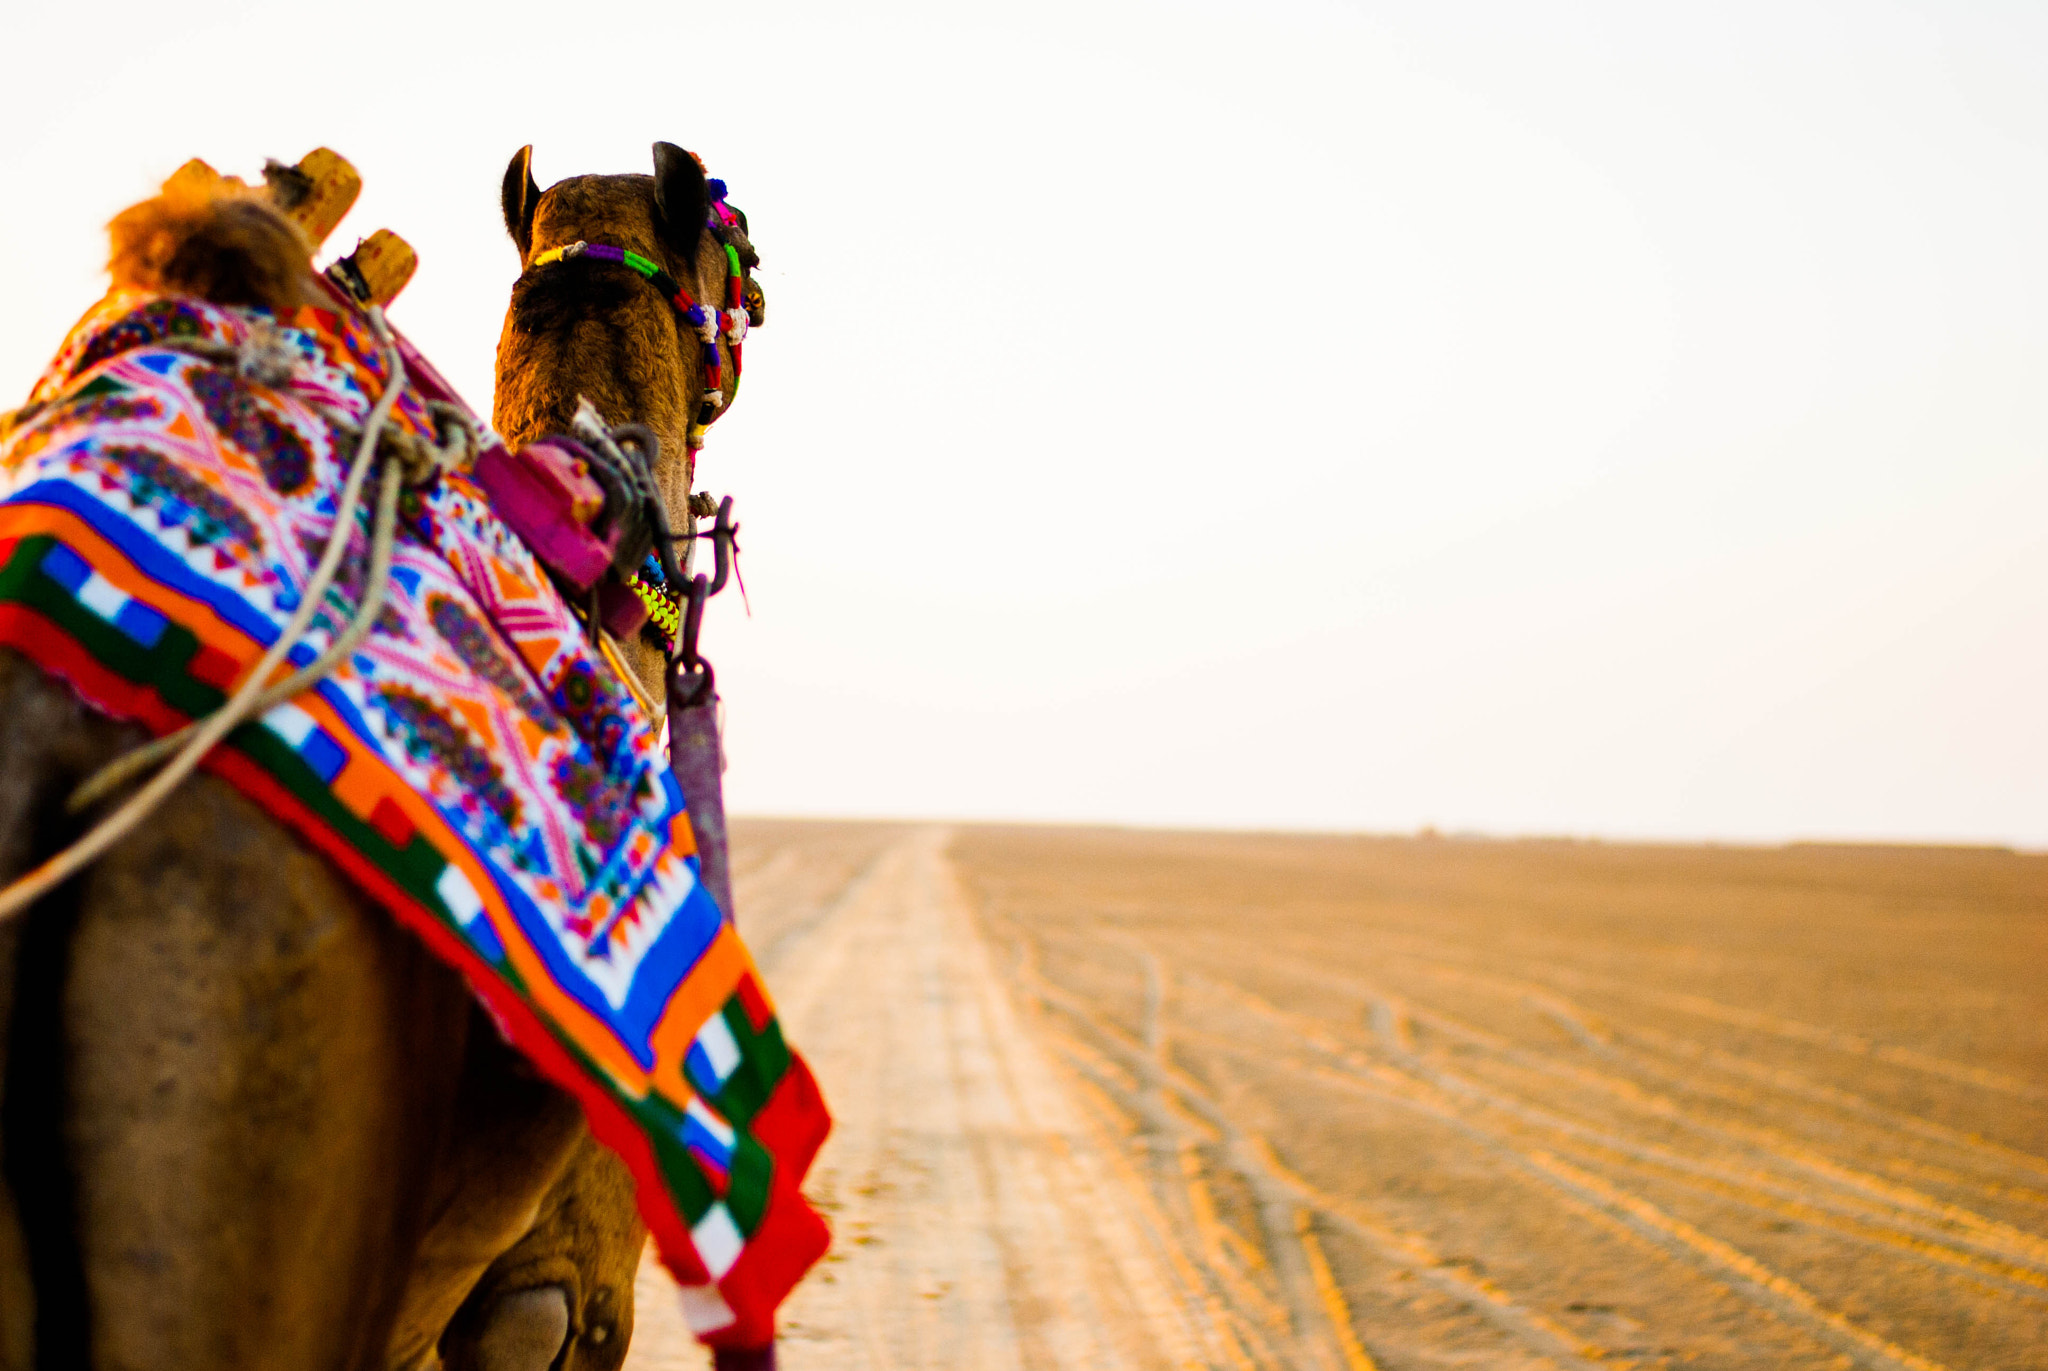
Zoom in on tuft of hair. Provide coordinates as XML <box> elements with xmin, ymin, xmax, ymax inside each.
<box><xmin>107</xmin><ymin>173</ymin><xmax>314</xmax><ymax>310</ymax></box>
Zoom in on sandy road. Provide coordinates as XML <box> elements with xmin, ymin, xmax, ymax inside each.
<box><xmin>624</xmin><ymin>825</ymin><xmax>1219</xmax><ymax>1371</ymax></box>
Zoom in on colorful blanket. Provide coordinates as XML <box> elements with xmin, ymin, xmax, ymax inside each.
<box><xmin>0</xmin><ymin>289</ymin><xmax>827</xmax><ymax>1347</ymax></box>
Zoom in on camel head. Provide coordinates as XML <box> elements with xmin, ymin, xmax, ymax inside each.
<box><xmin>492</xmin><ymin>142</ymin><xmax>761</xmax><ymax>697</ymax></box>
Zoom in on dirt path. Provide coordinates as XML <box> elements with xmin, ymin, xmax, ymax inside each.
<box><xmin>624</xmin><ymin>826</ymin><xmax>1219</xmax><ymax>1370</ymax></box>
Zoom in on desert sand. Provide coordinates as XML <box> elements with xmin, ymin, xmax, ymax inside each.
<box><xmin>625</xmin><ymin>822</ymin><xmax>2047</xmax><ymax>1371</ymax></box>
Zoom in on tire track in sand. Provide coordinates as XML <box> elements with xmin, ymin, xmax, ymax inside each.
<box><xmin>629</xmin><ymin>827</ymin><xmax>1217</xmax><ymax>1370</ymax></box>
<box><xmin>1166</xmin><ymin>964</ymin><xmax>1965</xmax><ymax>1371</ymax></box>
<box><xmin>1184</xmin><ymin>939</ymin><xmax>2048</xmax><ymax>1280</ymax></box>
<box><xmin>1392</xmin><ymin>957</ymin><xmax>2048</xmax><ymax>1191</ymax></box>
<box><xmin>998</xmin><ymin>926</ymin><xmax>1609</xmax><ymax>1371</ymax></box>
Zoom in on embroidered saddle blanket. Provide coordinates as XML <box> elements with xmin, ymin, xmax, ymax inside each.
<box><xmin>0</xmin><ymin>289</ymin><xmax>827</xmax><ymax>1347</ymax></box>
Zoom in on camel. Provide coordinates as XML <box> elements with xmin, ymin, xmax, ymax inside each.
<box><xmin>0</xmin><ymin>144</ymin><xmax>772</xmax><ymax>1370</ymax></box>
<box><xmin>491</xmin><ymin>140</ymin><xmax>755</xmax><ymax>700</ymax></box>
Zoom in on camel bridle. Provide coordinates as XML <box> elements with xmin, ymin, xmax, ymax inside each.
<box><xmin>525</xmin><ymin>180</ymin><xmax>762</xmax><ymax>455</ymax></box>
<box><xmin>512</xmin><ymin>172</ymin><xmax>762</xmax><ymax>694</ymax></box>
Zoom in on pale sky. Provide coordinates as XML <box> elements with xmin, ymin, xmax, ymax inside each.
<box><xmin>2</xmin><ymin>0</ymin><xmax>2042</xmax><ymax>846</ymax></box>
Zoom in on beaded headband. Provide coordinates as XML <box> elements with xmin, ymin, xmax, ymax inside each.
<box><xmin>527</xmin><ymin>236</ymin><xmax>750</xmax><ymax>446</ymax></box>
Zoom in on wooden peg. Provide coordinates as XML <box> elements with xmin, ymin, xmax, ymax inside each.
<box><xmin>338</xmin><ymin>229</ymin><xmax>418</xmax><ymax>308</ymax></box>
<box><xmin>266</xmin><ymin>148</ymin><xmax>361</xmax><ymax>247</ymax></box>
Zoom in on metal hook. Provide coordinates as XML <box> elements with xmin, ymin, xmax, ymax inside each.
<box><xmin>677</xmin><ymin>572</ymin><xmax>708</xmax><ymax>671</ymax></box>
<box><xmin>670</xmin><ymin>496</ymin><xmax>745</xmax><ymax>608</ymax></box>
<box><xmin>705</xmin><ymin>496</ymin><xmax>736</xmax><ymax>596</ymax></box>
<box><xmin>665</xmin><ymin>495</ymin><xmax>749</xmax><ymax>692</ymax></box>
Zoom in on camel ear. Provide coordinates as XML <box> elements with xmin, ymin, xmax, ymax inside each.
<box><xmin>502</xmin><ymin>145</ymin><xmax>540</xmax><ymax>261</ymax></box>
<box><xmin>652</xmin><ymin>142</ymin><xmax>708</xmax><ymax>264</ymax></box>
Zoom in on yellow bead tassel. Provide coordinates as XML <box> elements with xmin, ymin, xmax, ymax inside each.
<box><xmin>630</xmin><ymin>575</ymin><xmax>684</xmax><ymax>651</ymax></box>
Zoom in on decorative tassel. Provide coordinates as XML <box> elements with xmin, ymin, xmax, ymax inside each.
<box><xmin>630</xmin><ymin>574</ymin><xmax>683</xmax><ymax>651</ymax></box>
